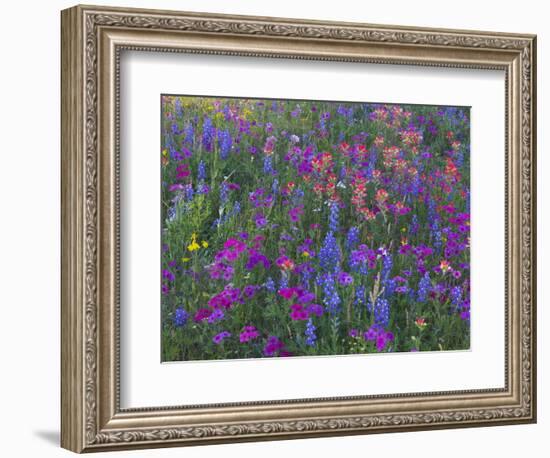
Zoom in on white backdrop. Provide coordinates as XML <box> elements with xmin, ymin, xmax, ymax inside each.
<box><xmin>0</xmin><ymin>1</ymin><xmax>546</xmax><ymax>457</ymax></box>
<box><xmin>121</xmin><ymin>53</ymin><xmax>505</xmax><ymax>407</ymax></box>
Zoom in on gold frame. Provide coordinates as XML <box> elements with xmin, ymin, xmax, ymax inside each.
<box><xmin>61</xmin><ymin>4</ymin><xmax>537</xmax><ymax>453</ymax></box>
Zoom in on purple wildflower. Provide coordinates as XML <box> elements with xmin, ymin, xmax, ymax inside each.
<box><xmin>288</xmin><ymin>206</ymin><xmax>304</xmax><ymax>223</ymax></box>
<box><xmin>246</xmin><ymin>249</ymin><xmax>271</xmax><ymax>270</ymax></box>
<box><xmin>240</xmin><ymin>326</ymin><xmax>260</xmax><ymax>343</ymax></box>
<box><xmin>213</xmin><ymin>331</ymin><xmax>231</xmax><ymax>344</ymax></box>
<box><xmin>263</xmin><ymin>336</ymin><xmax>284</xmax><ymax>356</ymax></box>
<box><xmin>206</xmin><ymin>308</ymin><xmax>223</xmax><ymax>324</ymax></box>
<box><xmin>162</xmin><ymin>269</ymin><xmax>175</xmax><ymax>282</ymax></box>
<box><xmin>289</xmin><ymin>304</ymin><xmax>309</xmax><ymax>321</ymax></box>
<box><xmin>254</xmin><ymin>212</ymin><xmax>267</xmax><ymax>228</ymax></box>
<box><xmin>337</xmin><ymin>271</ymin><xmax>353</xmax><ymax>286</ymax></box>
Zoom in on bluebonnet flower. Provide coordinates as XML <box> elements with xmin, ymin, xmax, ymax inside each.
<box><xmin>450</xmin><ymin>286</ymin><xmax>462</xmax><ymax>309</ymax></box>
<box><xmin>202</xmin><ymin>116</ymin><xmax>214</xmax><ymax>152</ymax></box>
<box><xmin>221</xmin><ymin>104</ymin><xmax>231</xmax><ymax>119</ymax></box>
<box><xmin>184</xmin><ymin>184</ymin><xmax>194</xmax><ymax>201</ymax></box>
<box><xmin>305</xmin><ymin>319</ymin><xmax>317</xmax><ymax>346</ymax></box>
<box><xmin>198</xmin><ymin>160</ymin><xmax>207</xmax><ymax>181</ymax></box>
<box><xmin>354</xmin><ymin>285</ymin><xmax>366</xmax><ymax>306</ymax></box>
<box><xmin>279</xmin><ymin>274</ymin><xmax>289</xmax><ymax>291</ymax></box>
<box><xmin>427</xmin><ymin>197</ymin><xmax>439</xmax><ymax>225</ymax></box>
<box><xmin>374</xmin><ymin>297</ymin><xmax>390</xmax><ymax>327</ymax></box>
<box><xmin>232</xmin><ymin>201</ymin><xmax>241</xmax><ymax>216</ymax></box>
<box><xmin>417</xmin><ymin>272</ymin><xmax>431</xmax><ymax>302</ymax></box>
<box><xmin>296</xmin><ymin>262</ymin><xmax>315</xmax><ymax>285</ymax></box>
<box><xmin>263</xmin><ymin>156</ymin><xmax>276</xmax><ymax>175</ymax></box>
<box><xmin>411</xmin><ymin>175</ymin><xmax>422</xmax><ymax>197</ymax></box>
<box><xmin>345</xmin><ymin>226</ymin><xmax>360</xmax><ymax>252</ymax></box>
<box><xmin>175</xmin><ymin>98</ymin><xmax>183</xmax><ymax>118</ymax></box>
<box><xmin>184</xmin><ymin>122</ymin><xmax>194</xmax><ymax>145</ymax></box>
<box><xmin>292</xmin><ymin>188</ymin><xmax>305</xmax><ymax>205</ymax></box>
<box><xmin>329</xmin><ymin>202</ymin><xmax>339</xmax><ymax>233</ymax></box>
<box><xmin>196</xmin><ymin>182</ymin><xmax>210</xmax><ymax>195</ymax></box>
<box><xmin>212</xmin><ymin>200</ymin><xmax>241</xmax><ymax>228</ymax></box>
<box><xmin>264</xmin><ymin>277</ymin><xmax>276</xmax><ymax>292</ymax></box>
<box><xmin>171</xmin><ymin>123</ymin><xmax>181</xmax><ymax>135</ymax></box>
<box><xmin>167</xmin><ymin>206</ymin><xmax>176</xmax><ymax>222</ymax></box>
<box><xmin>455</xmin><ymin>149</ymin><xmax>464</xmax><ymax>168</ymax></box>
<box><xmin>218</xmin><ymin>129</ymin><xmax>232</xmax><ymax>160</ymax></box>
<box><xmin>366</xmin><ymin>149</ymin><xmax>377</xmax><ymax>179</ymax></box>
<box><xmin>340</xmin><ymin>166</ymin><xmax>347</xmax><ymax>180</ymax></box>
<box><xmin>173</xmin><ymin>308</ymin><xmax>189</xmax><ymax>327</ymax></box>
<box><xmin>384</xmin><ymin>278</ymin><xmax>396</xmax><ymax>297</ymax></box>
<box><xmin>381</xmin><ymin>253</ymin><xmax>393</xmax><ymax>282</ymax></box>
<box><xmin>320</xmin><ymin>273</ymin><xmax>341</xmax><ymax>316</ymax></box>
<box><xmin>410</xmin><ymin>214</ymin><xmax>419</xmax><ymax>235</ymax></box>
<box><xmin>319</xmin><ymin>231</ymin><xmax>341</xmax><ymax>273</ymax></box>
<box><xmin>271</xmin><ymin>178</ymin><xmax>279</xmax><ymax>195</ymax></box>
<box><xmin>431</xmin><ymin>220</ymin><xmax>443</xmax><ymax>251</ymax></box>
<box><xmin>220</xmin><ymin>182</ymin><xmax>229</xmax><ymax>204</ymax></box>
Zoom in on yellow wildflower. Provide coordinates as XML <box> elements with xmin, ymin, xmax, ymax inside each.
<box><xmin>187</xmin><ymin>233</ymin><xmax>200</xmax><ymax>252</ymax></box>
<box><xmin>201</xmin><ymin>241</ymin><xmax>209</xmax><ymax>248</ymax></box>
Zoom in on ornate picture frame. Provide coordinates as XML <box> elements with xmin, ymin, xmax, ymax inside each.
<box><xmin>61</xmin><ymin>4</ymin><xmax>536</xmax><ymax>453</ymax></box>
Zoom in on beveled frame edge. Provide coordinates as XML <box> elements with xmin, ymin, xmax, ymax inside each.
<box><xmin>60</xmin><ymin>4</ymin><xmax>537</xmax><ymax>453</ymax></box>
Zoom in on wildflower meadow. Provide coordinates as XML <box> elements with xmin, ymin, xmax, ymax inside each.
<box><xmin>161</xmin><ymin>95</ymin><xmax>470</xmax><ymax>362</ymax></box>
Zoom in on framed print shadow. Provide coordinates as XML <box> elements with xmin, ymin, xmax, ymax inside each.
<box><xmin>61</xmin><ymin>4</ymin><xmax>537</xmax><ymax>453</ymax></box>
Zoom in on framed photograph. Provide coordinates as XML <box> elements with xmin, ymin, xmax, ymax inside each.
<box><xmin>61</xmin><ymin>4</ymin><xmax>537</xmax><ymax>453</ymax></box>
